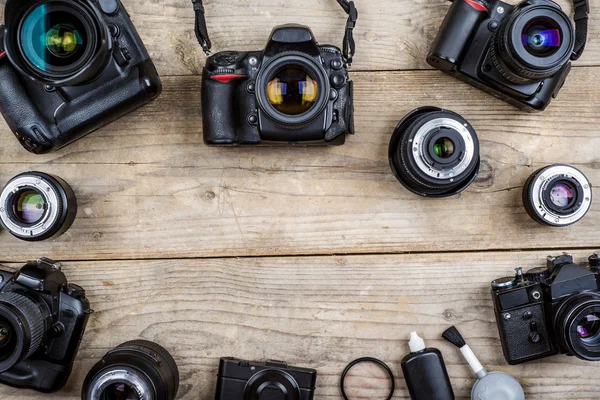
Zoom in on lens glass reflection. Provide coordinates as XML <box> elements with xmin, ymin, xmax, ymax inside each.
<box><xmin>101</xmin><ymin>382</ymin><xmax>141</xmax><ymax>400</ymax></box>
<box><xmin>549</xmin><ymin>181</ymin><xmax>575</xmax><ymax>208</ymax></box>
<box><xmin>433</xmin><ymin>137</ymin><xmax>455</xmax><ymax>158</ymax></box>
<box><xmin>521</xmin><ymin>17</ymin><xmax>562</xmax><ymax>57</ymax></box>
<box><xmin>577</xmin><ymin>313</ymin><xmax>600</xmax><ymax>344</ymax></box>
<box><xmin>11</xmin><ymin>189</ymin><xmax>46</xmax><ymax>224</ymax></box>
<box><xmin>267</xmin><ymin>65</ymin><xmax>319</xmax><ymax>115</ymax></box>
<box><xmin>0</xmin><ymin>316</ymin><xmax>16</xmax><ymax>362</ymax></box>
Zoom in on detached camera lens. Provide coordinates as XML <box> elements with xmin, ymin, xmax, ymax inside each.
<box><xmin>19</xmin><ymin>1</ymin><xmax>98</xmax><ymax>78</ymax></box>
<box><xmin>523</xmin><ymin>164</ymin><xmax>592</xmax><ymax>227</ymax></box>
<box><xmin>83</xmin><ymin>340</ymin><xmax>180</xmax><ymax>400</ymax></box>
<box><xmin>0</xmin><ymin>172</ymin><xmax>77</xmax><ymax>241</ymax></box>
<box><xmin>388</xmin><ymin>107</ymin><xmax>480</xmax><ymax>198</ymax></box>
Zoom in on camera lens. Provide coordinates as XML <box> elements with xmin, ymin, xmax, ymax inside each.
<box><xmin>244</xmin><ymin>369</ymin><xmax>302</xmax><ymax>400</ymax></box>
<box><xmin>556</xmin><ymin>294</ymin><xmax>600</xmax><ymax>361</ymax></box>
<box><xmin>576</xmin><ymin>313</ymin><xmax>600</xmax><ymax>344</ymax></box>
<box><xmin>521</xmin><ymin>17</ymin><xmax>562</xmax><ymax>57</ymax></box>
<box><xmin>0</xmin><ymin>172</ymin><xmax>77</xmax><ymax>241</ymax></box>
<box><xmin>491</xmin><ymin>5</ymin><xmax>574</xmax><ymax>83</ymax></box>
<box><xmin>19</xmin><ymin>1</ymin><xmax>97</xmax><ymax>78</ymax></box>
<box><xmin>267</xmin><ymin>65</ymin><xmax>319</xmax><ymax>116</ymax></box>
<box><xmin>0</xmin><ymin>292</ymin><xmax>45</xmax><ymax>372</ymax></box>
<box><xmin>83</xmin><ymin>340</ymin><xmax>179</xmax><ymax>400</ymax></box>
<box><xmin>388</xmin><ymin>107</ymin><xmax>480</xmax><ymax>198</ymax></box>
<box><xmin>523</xmin><ymin>164</ymin><xmax>592</xmax><ymax>227</ymax></box>
<box><xmin>257</xmin><ymin>53</ymin><xmax>329</xmax><ymax>126</ymax></box>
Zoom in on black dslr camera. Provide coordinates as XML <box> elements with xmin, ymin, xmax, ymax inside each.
<box><xmin>427</xmin><ymin>0</ymin><xmax>589</xmax><ymax>112</ymax></box>
<box><xmin>0</xmin><ymin>258</ymin><xmax>91</xmax><ymax>392</ymax></box>
<box><xmin>215</xmin><ymin>358</ymin><xmax>317</xmax><ymax>400</ymax></box>
<box><xmin>0</xmin><ymin>0</ymin><xmax>162</xmax><ymax>154</ymax></box>
<box><xmin>492</xmin><ymin>253</ymin><xmax>600</xmax><ymax>365</ymax></box>
<box><xmin>195</xmin><ymin>0</ymin><xmax>357</xmax><ymax>145</ymax></box>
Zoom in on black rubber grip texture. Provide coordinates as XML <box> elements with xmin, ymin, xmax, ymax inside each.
<box><xmin>0</xmin><ymin>292</ymin><xmax>44</xmax><ymax>359</ymax></box>
<box><xmin>119</xmin><ymin>340</ymin><xmax>180</xmax><ymax>392</ymax></box>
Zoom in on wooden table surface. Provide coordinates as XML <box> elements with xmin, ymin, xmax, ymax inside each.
<box><xmin>1</xmin><ymin>0</ymin><xmax>599</xmax><ymax>398</ymax></box>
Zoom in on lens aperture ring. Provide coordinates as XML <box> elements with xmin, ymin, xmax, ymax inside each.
<box><xmin>0</xmin><ymin>292</ymin><xmax>45</xmax><ymax>363</ymax></box>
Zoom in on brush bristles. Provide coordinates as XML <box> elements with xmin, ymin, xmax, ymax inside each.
<box><xmin>442</xmin><ymin>326</ymin><xmax>466</xmax><ymax>348</ymax></box>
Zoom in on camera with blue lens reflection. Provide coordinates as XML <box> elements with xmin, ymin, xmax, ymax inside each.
<box><xmin>427</xmin><ymin>0</ymin><xmax>585</xmax><ymax>112</ymax></box>
<box><xmin>0</xmin><ymin>0</ymin><xmax>162</xmax><ymax>154</ymax></box>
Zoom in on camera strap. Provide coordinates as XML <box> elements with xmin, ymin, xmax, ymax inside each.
<box><xmin>571</xmin><ymin>0</ymin><xmax>589</xmax><ymax>61</ymax></box>
<box><xmin>191</xmin><ymin>0</ymin><xmax>358</xmax><ymax>65</ymax></box>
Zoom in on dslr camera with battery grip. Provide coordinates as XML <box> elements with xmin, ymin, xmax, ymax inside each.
<box><xmin>0</xmin><ymin>0</ymin><xmax>162</xmax><ymax>154</ymax></box>
<box><xmin>0</xmin><ymin>258</ymin><xmax>91</xmax><ymax>392</ymax></box>
<box><xmin>215</xmin><ymin>358</ymin><xmax>317</xmax><ymax>400</ymax></box>
<box><xmin>492</xmin><ymin>253</ymin><xmax>600</xmax><ymax>365</ymax></box>
<box><xmin>194</xmin><ymin>0</ymin><xmax>357</xmax><ymax>146</ymax></box>
<box><xmin>427</xmin><ymin>0</ymin><xmax>589</xmax><ymax>112</ymax></box>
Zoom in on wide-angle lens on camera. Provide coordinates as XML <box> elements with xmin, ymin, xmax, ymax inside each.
<box><xmin>82</xmin><ymin>340</ymin><xmax>179</xmax><ymax>400</ymax></box>
<box><xmin>523</xmin><ymin>164</ymin><xmax>592</xmax><ymax>227</ymax></box>
<box><xmin>491</xmin><ymin>4</ymin><xmax>575</xmax><ymax>84</ymax></box>
<box><xmin>555</xmin><ymin>293</ymin><xmax>600</xmax><ymax>361</ymax></box>
<box><xmin>388</xmin><ymin>107</ymin><xmax>480</xmax><ymax>198</ymax></box>
<box><xmin>0</xmin><ymin>171</ymin><xmax>77</xmax><ymax>241</ymax></box>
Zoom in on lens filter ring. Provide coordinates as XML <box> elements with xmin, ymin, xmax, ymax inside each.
<box><xmin>523</xmin><ymin>164</ymin><xmax>592</xmax><ymax>227</ymax></box>
<box><xmin>0</xmin><ymin>171</ymin><xmax>77</xmax><ymax>242</ymax></box>
<box><xmin>389</xmin><ymin>107</ymin><xmax>480</xmax><ymax>198</ymax></box>
<box><xmin>340</xmin><ymin>357</ymin><xmax>395</xmax><ymax>400</ymax></box>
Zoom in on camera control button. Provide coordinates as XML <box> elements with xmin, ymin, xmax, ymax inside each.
<box><xmin>523</xmin><ymin>311</ymin><xmax>533</xmax><ymax>320</ymax></box>
<box><xmin>488</xmin><ymin>21</ymin><xmax>499</xmax><ymax>31</ymax></box>
<box><xmin>108</xmin><ymin>24</ymin><xmax>120</xmax><ymax>38</ymax></box>
<box><xmin>247</xmin><ymin>114</ymin><xmax>258</xmax><ymax>125</ymax></box>
<box><xmin>331</xmin><ymin>73</ymin><xmax>346</xmax><ymax>89</ymax></box>
<box><xmin>64</xmin><ymin>284</ymin><xmax>86</xmax><ymax>299</ymax></box>
<box><xmin>329</xmin><ymin>89</ymin><xmax>338</xmax><ymax>101</ymax></box>
<box><xmin>99</xmin><ymin>0</ymin><xmax>120</xmax><ymax>15</ymax></box>
<box><xmin>331</xmin><ymin>59</ymin><xmax>343</xmax><ymax>70</ymax></box>
<box><xmin>247</xmin><ymin>82</ymin><xmax>256</xmax><ymax>93</ymax></box>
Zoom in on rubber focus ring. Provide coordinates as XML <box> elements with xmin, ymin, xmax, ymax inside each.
<box><xmin>340</xmin><ymin>357</ymin><xmax>395</xmax><ymax>400</ymax></box>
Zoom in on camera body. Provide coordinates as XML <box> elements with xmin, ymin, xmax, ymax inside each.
<box><xmin>0</xmin><ymin>0</ymin><xmax>161</xmax><ymax>154</ymax></box>
<box><xmin>202</xmin><ymin>25</ymin><xmax>354</xmax><ymax>146</ymax></box>
<box><xmin>215</xmin><ymin>357</ymin><xmax>317</xmax><ymax>400</ymax></box>
<box><xmin>0</xmin><ymin>258</ymin><xmax>91</xmax><ymax>392</ymax></box>
<box><xmin>428</xmin><ymin>0</ymin><xmax>575</xmax><ymax>112</ymax></box>
<box><xmin>492</xmin><ymin>253</ymin><xmax>600</xmax><ymax>364</ymax></box>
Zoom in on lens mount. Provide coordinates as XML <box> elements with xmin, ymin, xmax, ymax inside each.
<box><xmin>523</xmin><ymin>164</ymin><xmax>592</xmax><ymax>227</ymax></box>
<box><xmin>491</xmin><ymin>4</ymin><xmax>574</xmax><ymax>84</ymax></box>
<box><xmin>555</xmin><ymin>293</ymin><xmax>600</xmax><ymax>361</ymax></box>
<box><xmin>4</xmin><ymin>0</ymin><xmax>112</xmax><ymax>86</ymax></box>
<box><xmin>256</xmin><ymin>51</ymin><xmax>330</xmax><ymax>126</ymax></box>
<box><xmin>388</xmin><ymin>107</ymin><xmax>480</xmax><ymax>198</ymax></box>
<box><xmin>83</xmin><ymin>340</ymin><xmax>179</xmax><ymax>400</ymax></box>
<box><xmin>0</xmin><ymin>292</ymin><xmax>45</xmax><ymax>373</ymax></box>
<box><xmin>244</xmin><ymin>368</ymin><xmax>302</xmax><ymax>400</ymax></box>
<box><xmin>0</xmin><ymin>172</ymin><xmax>77</xmax><ymax>242</ymax></box>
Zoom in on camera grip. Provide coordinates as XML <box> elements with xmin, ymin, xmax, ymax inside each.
<box><xmin>201</xmin><ymin>70</ymin><xmax>239</xmax><ymax>144</ymax></box>
<box><xmin>0</xmin><ymin>61</ymin><xmax>59</xmax><ymax>153</ymax></box>
<box><xmin>428</xmin><ymin>0</ymin><xmax>489</xmax><ymax>70</ymax></box>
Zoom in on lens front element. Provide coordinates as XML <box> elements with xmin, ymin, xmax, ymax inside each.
<box><xmin>267</xmin><ymin>65</ymin><xmax>319</xmax><ymax>116</ymax></box>
<box><xmin>0</xmin><ymin>317</ymin><xmax>16</xmax><ymax>360</ymax></box>
<box><xmin>433</xmin><ymin>137</ymin><xmax>455</xmax><ymax>159</ymax></box>
<box><xmin>577</xmin><ymin>313</ymin><xmax>600</xmax><ymax>344</ymax></box>
<box><xmin>521</xmin><ymin>17</ymin><xmax>562</xmax><ymax>57</ymax></box>
<box><xmin>12</xmin><ymin>189</ymin><xmax>47</xmax><ymax>224</ymax></box>
<box><xmin>20</xmin><ymin>2</ymin><xmax>95</xmax><ymax>77</ymax></box>
<box><xmin>102</xmin><ymin>382</ymin><xmax>141</xmax><ymax>400</ymax></box>
<box><xmin>549</xmin><ymin>181</ymin><xmax>575</xmax><ymax>208</ymax></box>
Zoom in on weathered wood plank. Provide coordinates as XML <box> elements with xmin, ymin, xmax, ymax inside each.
<box><xmin>0</xmin><ymin>251</ymin><xmax>599</xmax><ymax>399</ymax></box>
<box><xmin>0</xmin><ymin>0</ymin><xmax>599</xmax><ymax>75</ymax></box>
<box><xmin>1</xmin><ymin>68</ymin><xmax>599</xmax><ymax>261</ymax></box>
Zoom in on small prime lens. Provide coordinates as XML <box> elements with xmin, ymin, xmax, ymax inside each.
<box><xmin>0</xmin><ymin>172</ymin><xmax>77</xmax><ymax>242</ymax></box>
<box><xmin>0</xmin><ymin>292</ymin><xmax>45</xmax><ymax>373</ymax></box>
<box><xmin>267</xmin><ymin>65</ymin><xmax>319</xmax><ymax>116</ymax></box>
<box><xmin>556</xmin><ymin>294</ymin><xmax>600</xmax><ymax>361</ymax></box>
<box><xmin>523</xmin><ymin>164</ymin><xmax>592</xmax><ymax>227</ymax></box>
<box><xmin>83</xmin><ymin>340</ymin><xmax>179</xmax><ymax>400</ymax></box>
<box><xmin>491</xmin><ymin>4</ymin><xmax>574</xmax><ymax>83</ymax></box>
<box><xmin>388</xmin><ymin>107</ymin><xmax>480</xmax><ymax>198</ymax></box>
<box><xmin>19</xmin><ymin>1</ymin><xmax>98</xmax><ymax>78</ymax></box>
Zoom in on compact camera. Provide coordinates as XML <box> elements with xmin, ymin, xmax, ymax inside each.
<box><xmin>0</xmin><ymin>258</ymin><xmax>91</xmax><ymax>392</ymax></box>
<box><xmin>215</xmin><ymin>358</ymin><xmax>317</xmax><ymax>400</ymax></box>
<box><xmin>0</xmin><ymin>0</ymin><xmax>162</xmax><ymax>154</ymax></box>
<box><xmin>428</xmin><ymin>0</ymin><xmax>588</xmax><ymax>112</ymax></box>
<box><xmin>202</xmin><ymin>24</ymin><xmax>354</xmax><ymax>146</ymax></box>
<box><xmin>492</xmin><ymin>253</ymin><xmax>600</xmax><ymax>364</ymax></box>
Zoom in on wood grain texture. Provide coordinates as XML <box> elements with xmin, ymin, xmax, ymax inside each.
<box><xmin>0</xmin><ymin>0</ymin><xmax>599</xmax><ymax>74</ymax></box>
<box><xmin>1</xmin><ymin>68</ymin><xmax>600</xmax><ymax>261</ymax></box>
<box><xmin>0</xmin><ymin>251</ymin><xmax>600</xmax><ymax>399</ymax></box>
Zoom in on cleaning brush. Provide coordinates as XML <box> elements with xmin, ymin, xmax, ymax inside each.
<box><xmin>442</xmin><ymin>326</ymin><xmax>486</xmax><ymax>378</ymax></box>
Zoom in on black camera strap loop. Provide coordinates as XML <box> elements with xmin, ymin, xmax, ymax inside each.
<box><xmin>191</xmin><ymin>0</ymin><xmax>358</xmax><ymax>64</ymax></box>
<box><xmin>571</xmin><ymin>0</ymin><xmax>590</xmax><ymax>61</ymax></box>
